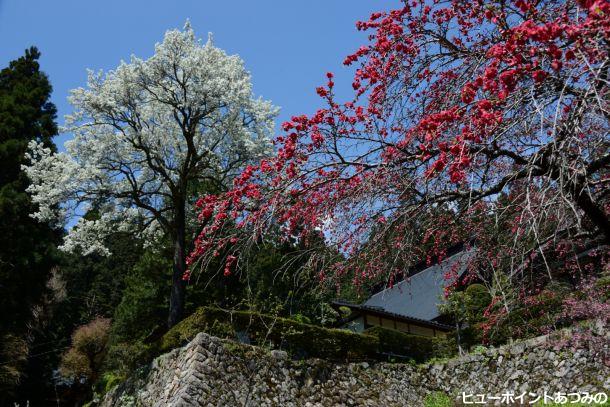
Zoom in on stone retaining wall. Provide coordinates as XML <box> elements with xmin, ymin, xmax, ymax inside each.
<box><xmin>102</xmin><ymin>330</ymin><xmax>609</xmax><ymax>406</ymax></box>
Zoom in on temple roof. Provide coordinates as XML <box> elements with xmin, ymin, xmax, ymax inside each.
<box><xmin>361</xmin><ymin>249</ymin><xmax>474</xmax><ymax>321</ymax></box>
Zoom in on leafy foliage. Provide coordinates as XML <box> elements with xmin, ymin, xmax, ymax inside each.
<box><xmin>0</xmin><ymin>46</ymin><xmax>61</xmax><ymax>397</ymax></box>
<box><xmin>158</xmin><ymin>306</ymin><xmax>454</xmax><ymax>363</ymax></box>
<box><xmin>110</xmin><ymin>249</ymin><xmax>171</xmax><ymax>344</ymax></box>
<box><xmin>4</xmin><ymin>4</ymin><xmax>609</xmax><ymax>404</ymax></box>
<box><xmin>0</xmin><ymin>335</ymin><xmax>28</xmax><ymax>393</ymax></box>
<box><xmin>440</xmin><ymin>283</ymin><xmax>492</xmax><ymax>349</ymax></box>
<box><xmin>59</xmin><ymin>317</ymin><xmax>111</xmax><ymax>405</ymax></box>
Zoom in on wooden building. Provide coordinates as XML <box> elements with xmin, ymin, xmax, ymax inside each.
<box><xmin>332</xmin><ymin>248</ymin><xmax>473</xmax><ymax>338</ymax></box>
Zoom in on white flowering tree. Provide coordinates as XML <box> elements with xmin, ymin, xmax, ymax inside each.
<box><xmin>25</xmin><ymin>23</ymin><xmax>277</xmax><ymax>327</ymax></box>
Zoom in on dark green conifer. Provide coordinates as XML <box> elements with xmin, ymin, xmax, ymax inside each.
<box><xmin>0</xmin><ymin>47</ymin><xmax>61</xmax><ymax>395</ymax></box>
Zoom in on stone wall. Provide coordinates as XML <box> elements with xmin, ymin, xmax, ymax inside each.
<box><xmin>102</xmin><ymin>331</ymin><xmax>609</xmax><ymax>406</ymax></box>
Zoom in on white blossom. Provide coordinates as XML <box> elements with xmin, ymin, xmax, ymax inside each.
<box><xmin>24</xmin><ymin>23</ymin><xmax>278</xmax><ymax>255</ymax></box>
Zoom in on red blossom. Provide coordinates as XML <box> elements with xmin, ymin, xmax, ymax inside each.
<box><xmin>187</xmin><ymin>0</ymin><xmax>610</xmax><ymax>338</ymax></box>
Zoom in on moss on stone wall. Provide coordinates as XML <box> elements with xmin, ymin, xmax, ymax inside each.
<box><xmin>102</xmin><ymin>328</ymin><xmax>610</xmax><ymax>407</ymax></box>
<box><xmin>159</xmin><ymin>307</ymin><xmax>455</xmax><ymax>363</ymax></box>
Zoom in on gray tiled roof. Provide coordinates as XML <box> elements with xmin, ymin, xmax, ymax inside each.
<box><xmin>363</xmin><ymin>250</ymin><xmax>474</xmax><ymax>321</ymax></box>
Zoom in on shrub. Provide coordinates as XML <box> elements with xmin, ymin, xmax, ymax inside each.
<box><xmin>102</xmin><ymin>340</ymin><xmax>153</xmax><ymax>378</ymax></box>
<box><xmin>595</xmin><ymin>275</ymin><xmax>610</xmax><ymax>302</ymax></box>
<box><xmin>159</xmin><ymin>307</ymin><xmax>453</xmax><ymax>363</ymax></box>
<box><xmin>464</xmin><ymin>284</ymin><xmax>492</xmax><ymax>317</ymax></box>
<box><xmin>60</xmin><ymin>348</ymin><xmax>92</xmax><ymax>379</ymax></box>
<box><xmin>485</xmin><ymin>283</ymin><xmax>571</xmax><ymax>345</ymax></box>
<box><xmin>99</xmin><ymin>371</ymin><xmax>123</xmax><ymax>394</ymax></box>
<box><xmin>59</xmin><ymin>317</ymin><xmax>111</xmax><ymax>383</ymax></box>
<box><xmin>109</xmin><ymin>249</ymin><xmax>170</xmax><ymax>345</ymax></box>
<box><xmin>160</xmin><ymin>307</ymin><xmax>378</xmax><ymax>360</ymax></box>
<box><xmin>365</xmin><ymin>326</ymin><xmax>456</xmax><ymax>362</ymax></box>
<box><xmin>440</xmin><ymin>283</ymin><xmax>493</xmax><ymax>350</ymax></box>
<box><xmin>290</xmin><ymin>313</ymin><xmax>312</xmax><ymax>325</ymax></box>
<box><xmin>0</xmin><ymin>334</ymin><xmax>28</xmax><ymax>393</ymax></box>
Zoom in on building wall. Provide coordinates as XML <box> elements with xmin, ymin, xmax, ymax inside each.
<box><xmin>362</xmin><ymin>313</ymin><xmax>447</xmax><ymax>338</ymax></box>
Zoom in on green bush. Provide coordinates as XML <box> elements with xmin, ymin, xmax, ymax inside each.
<box><xmin>595</xmin><ymin>275</ymin><xmax>610</xmax><ymax>302</ymax></box>
<box><xmin>99</xmin><ymin>371</ymin><xmax>123</xmax><ymax>394</ymax></box>
<box><xmin>160</xmin><ymin>307</ymin><xmax>378</xmax><ymax>360</ymax></box>
<box><xmin>365</xmin><ymin>326</ymin><xmax>455</xmax><ymax>362</ymax></box>
<box><xmin>159</xmin><ymin>307</ymin><xmax>454</xmax><ymax>363</ymax></box>
<box><xmin>290</xmin><ymin>313</ymin><xmax>312</xmax><ymax>325</ymax></box>
<box><xmin>102</xmin><ymin>340</ymin><xmax>154</xmax><ymax>378</ymax></box>
<box><xmin>465</xmin><ymin>284</ymin><xmax>492</xmax><ymax>316</ymax></box>
<box><xmin>110</xmin><ymin>250</ymin><xmax>171</xmax><ymax>344</ymax></box>
<box><xmin>487</xmin><ymin>284</ymin><xmax>570</xmax><ymax>345</ymax></box>
<box><xmin>440</xmin><ymin>283</ymin><xmax>492</xmax><ymax>350</ymax></box>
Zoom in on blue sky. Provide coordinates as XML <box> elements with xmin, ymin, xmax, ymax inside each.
<box><xmin>0</xmin><ymin>0</ymin><xmax>399</xmax><ymax>149</ymax></box>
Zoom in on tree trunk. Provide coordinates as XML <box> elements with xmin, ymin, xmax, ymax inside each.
<box><xmin>455</xmin><ymin>319</ymin><xmax>463</xmax><ymax>356</ymax></box>
<box><xmin>542</xmin><ymin>156</ymin><xmax>610</xmax><ymax>243</ymax></box>
<box><xmin>560</xmin><ymin>172</ymin><xmax>610</xmax><ymax>243</ymax></box>
<box><xmin>168</xmin><ymin>199</ymin><xmax>187</xmax><ymax>328</ymax></box>
<box><xmin>572</xmin><ymin>187</ymin><xmax>610</xmax><ymax>244</ymax></box>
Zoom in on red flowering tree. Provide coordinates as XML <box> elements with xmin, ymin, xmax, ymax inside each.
<box><xmin>188</xmin><ymin>0</ymin><xmax>609</xmax><ymax>317</ymax></box>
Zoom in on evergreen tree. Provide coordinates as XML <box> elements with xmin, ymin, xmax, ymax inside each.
<box><xmin>0</xmin><ymin>47</ymin><xmax>61</xmax><ymax>397</ymax></box>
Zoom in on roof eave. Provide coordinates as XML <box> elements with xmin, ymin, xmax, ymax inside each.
<box><xmin>332</xmin><ymin>300</ymin><xmax>453</xmax><ymax>331</ymax></box>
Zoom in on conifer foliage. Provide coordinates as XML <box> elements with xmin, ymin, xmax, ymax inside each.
<box><xmin>0</xmin><ymin>47</ymin><xmax>61</xmax><ymax>395</ymax></box>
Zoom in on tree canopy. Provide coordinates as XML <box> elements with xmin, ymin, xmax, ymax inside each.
<box><xmin>24</xmin><ymin>23</ymin><xmax>278</xmax><ymax>327</ymax></box>
<box><xmin>189</xmin><ymin>0</ymin><xmax>609</xmax><ymax>307</ymax></box>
